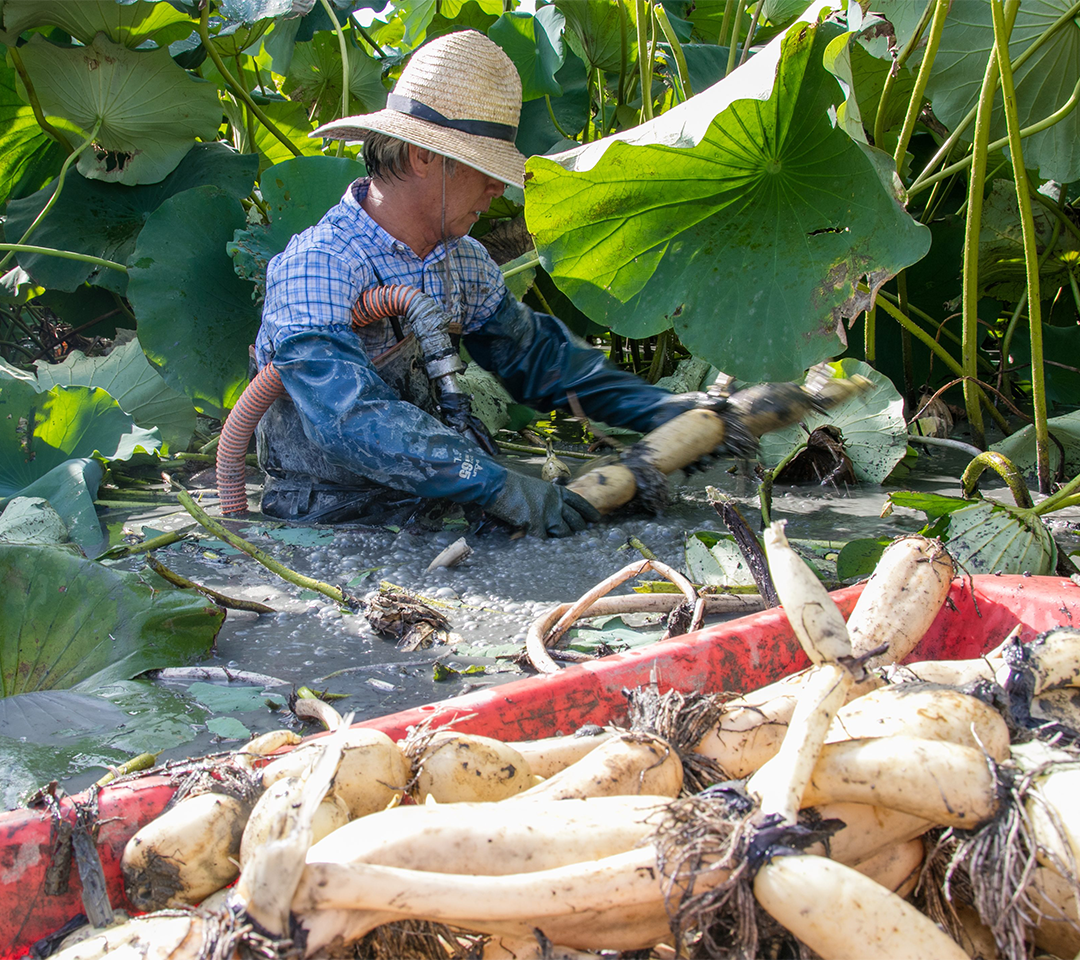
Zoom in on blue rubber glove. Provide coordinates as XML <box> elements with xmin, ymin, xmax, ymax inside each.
<box><xmin>487</xmin><ymin>472</ymin><xmax>600</xmax><ymax>537</ymax></box>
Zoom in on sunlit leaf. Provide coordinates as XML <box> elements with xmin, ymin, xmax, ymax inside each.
<box><xmin>283</xmin><ymin>31</ymin><xmax>387</xmax><ymax>128</ymax></box>
<box><xmin>921</xmin><ymin>0</ymin><xmax>1080</xmax><ymax>183</ymax></box>
<box><xmin>34</xmin><ymin>336</ymin><xmax>197</xmax><ymax>453</ymax></box>
<box><xmin>757</xmin><ymin>360</ymin><xmax>908</xmax><ymax>483</ymax></box>
<box><xmin>1</xmin><ymin>0</ymin><xmax>194</xmax><ymax>48</ymax></box>
<box><xmin>5</xmin><ymin>143</ymin><xmax>257</xmax><ymax>295</ymax></box>
<box><xmin>0</xmin><ymin>376</ymin><xmax>161</xmax><ymax>500</ymax></box>
<box><xmin>128</xmin><ymin>185</ymin><xmax>261</xmax><ymax>418</ymax></box>
<box><xmin>0</xmin><ymin>51</ymin><xmax>63</xmax><ymax>207</ymax></box>
<box><xmin>684</xmin><ymin>532</ymin><xmax>758</xmax><ymax>588</ymax></box>
<box><xmin>0</xmin><ymin>543</ymin><xmax>223</xmax><ymax>696</ymax></box>
<box><xmin>556</xmin><ymin>0</ymin><xmax>631</xmax><ymax>74</ymax></box>
<box><xmin>18</xmin><ymin>33</ymin><xmax>223</xmax><ymax>185</ymax></box>
<box><xmin>526</xmin><ymin>12</ymin><xmax>930</xmax><ymax>381</ymax></box>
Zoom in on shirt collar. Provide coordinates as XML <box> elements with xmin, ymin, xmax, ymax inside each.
<box><xmin>346</xmin><ymin>178</ymin><xmax>461</xmax><ymax>264</ymax></box>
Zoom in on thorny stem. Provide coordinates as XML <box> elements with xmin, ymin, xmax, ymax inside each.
<box><xmin>198</xmin><ymin>4</ymin><xmax>301</xmax><ymax>157</ymax></box>
<box><xmin>165</xmin><ymin>475</ymin><xmax>358</xmax><ymax>609</ymax></box>
<box><xmin>0</xmin><ymin>118</ymin><xmax>102</xmax><ymax>274</ymax></box>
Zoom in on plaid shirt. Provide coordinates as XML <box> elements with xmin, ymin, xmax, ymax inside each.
<box><xmin>255</xmin><ymin>179</ymin><xmax>507</xmax><ymax>367</ymax></box>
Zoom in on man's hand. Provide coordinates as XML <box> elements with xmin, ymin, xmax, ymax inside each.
<box><xmin>487</xmin><ymin>472</ymin><xmax>600</xmax><ymax>537</ymax></box>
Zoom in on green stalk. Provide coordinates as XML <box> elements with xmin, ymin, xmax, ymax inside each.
<box><xmin>1031</xmin><ymin>472</ymin><xmax>1080</xmax><ymax>516</ymax></box>
<box><xmin>544</xmin><ymin>95</ymin><xmax>573</xmax><ymax>139</ymax></box>
<box><xmin>616</xmin><ymin>0</ymin><xmax>630</xmax><ymax>106</ymax></box>
<box><xmin>198</xmin><ymin>5</ymin><xmax>301</xmax><ymax>157</ymax></box>
<box><xmin>317</xmin><ymin>0</ymin><xmax>349</xmax><ymax>158</ymax></box>
<box><xmin>961</xmin><ymin>451</ymin><xmax>1033</xmax><ymax>508</ymax></box>
<box><xmin>875</xmin><ymin>0</ymin><xmax>935</xmax><ymax>150</ymax></box>
<box><xmin>959</xmin><ymin>43</ymin><xmax>1001</xmax><ymax>450</ymax></box>
<box><xmin>909</xmin><ymin>74</ymin><xmax>1080</xmax><ymax>199</ymax></box>
<box><xmin>0</xmin><ymin>119</ymin><xmax>101</xmax><ymax>274</ymax></box>
<box><xmin>0</xmin><ymin>244</ymin><xmax>127</xmax><ymax>273</ymax></box>
<box><xmin>724</xmin><ymin>0</ymin><xmax>741</xmax><ymax>79</ymax></box>
<box><xmin>166</xmin><ymin>475</ymin><xmax>359</xmax><ymax>609</ymax></box>
<box><xmin>1032</xmin><ymin>190</ymin><xmax>1080</xmax><ymax>246</ymax></box>
<box><xmin>992</xmin><ymin>0</ymin><xmax>1049</xmax><ymax>492</ymax></box>
<box><xmin>718</xmin><ymin>0</ymin><xmax>736</xmax><ymax>54</ymax></box>
<box><xmin>7</xmin><ymin>47</ymin><xmax>73</xmax><ymax>153</ymax></box>
<box><xmin>892</xmin><ymin>0</ymin><xmax>950</xmax><ymax>172</ymax></box>
<box><xmin>863</xmin><ymin>303</ymin><xmax>876</xmax><ymax>365</ymax></box>
<box><xmin>910</xmin><ymin>0</ymin><xmax>1080</xmax><ymax>193</ymax></box>
<box><xmin>738</xmin><ymin>0</ymin><xmax>763</xmax><ymax>67</ymax></box>
<box><xmin>653</xmin><ymin>3</ymin><xmax>693</xmax><ymax>99</ymax></box>
<box><xmin>501</xmin><ymin>252</ymin><xmax>542</xmax><ymax>278</ymax></box>
<box><xmin>635</xmin><ymin>0</ymin><xmax>653</xmax><ymax>121</ymax></box>
<box><xmin>897</xmin><ymin>271</ymin><xmax>914</xmax><ymax>400</ymax></box>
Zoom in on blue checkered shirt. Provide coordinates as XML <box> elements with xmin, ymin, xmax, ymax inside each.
<box><xmin>255</xmin><ymin>179</ymin><xmax>507</xmax><ymax>367</ymax></box>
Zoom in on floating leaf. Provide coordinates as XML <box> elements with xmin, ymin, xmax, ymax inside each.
<box><xmin>991</xmin><ymin>409</ymin><xmax>1080</xmax><ymax>481</ymax></box>
<box><xmin>684</xmin><ymin>532</ymin><xmax>758</xmax><ymax>588</ymax></box>
<box><xmin>34</xmin><ymin>336</ymin><xmax>196</xmax><ymax>453</ymax></box>
<box><xmin>18</xmin><ymin>33</ymin><xmax>223</xmax><ymax>185</ymax></box>
<box><xmin>128</xmin><ymin>185</ymin><xmax>261</xmax><ymax>418</ymax></box>
<box><xmin>757</xmin><ymin>359</ymin><xmax>908</xmax><ymax>484</ymax></box>
<box><xmin>5</xmin><ymin>143</ymin><xmax>258</xmax><ymax>295</ymax></box>
<box><xmin>187</xmin><ymin>681</ymin><xmax>282</xmax><ymax>713</ymax></box>
<box><xmin>526</xmin><ymin>12</ymin><xmax>931</xmax><ymax>381</ymax></box>
<box><xmin>921</xmin><ymin>0</ymin><xmax>1080</xmax><ymax>184</ymax></box>
<box><xmin>0</xmin><ymin>376</ymin><xmax>161</xmax><ymax>500</ymax></box>
<box><xmin>0</xmin><ymin>544</ymin><xmax>223</xmax><ymax>697</ymax></box>
<box><xmin>207</xmin><ymin>716</ymin><xmax>251</xmax><ymax>740</ymax></box>
<box><xmin>0</xmin><ymin>497</ymin><xmax>69</xmax><ymax>545</ymax></box>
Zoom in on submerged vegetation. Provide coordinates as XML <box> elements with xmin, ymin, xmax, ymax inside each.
<box><xmin>1</xmin><ymin>0</ymin><xmax>1080</xmax><ymax>785</ymax></box>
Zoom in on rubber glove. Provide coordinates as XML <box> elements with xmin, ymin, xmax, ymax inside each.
<box><xmin>487</xmin><ymin>472</ymin><xmax>600</xmax><ymax>537</ymax></box>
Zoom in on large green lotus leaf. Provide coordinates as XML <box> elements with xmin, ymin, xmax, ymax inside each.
<box><xmin>0</xmin><ymin>543</ymin><xmax>223</xmax><ymax>697</ymax></box>
<box><xmin>516</xmin><ymin>48</ymin><xmax>590</xmax><ymax>158</ymax></box>
<box><xmin>6</xmin><ymin>458</ymin><xmax>104</xmax><ymax>552</ymax></box>
<box><xmin>526</xmin><ymin>10</ymin><xmax>931</xmax><ymax>382</ymax></box>
<box><xmin>283</xmin><ymin>31</ymin><xmax>387</xmax><ymax>129</ymax></box>
<box><xmin>229</xmin><ymin>155</ymin><xmax>365</xmax><ymax>297</ymax></box>
<box><xmin>233</xmin><ymin>95</ymin><xmax>325</xmax><ymax>173</ymax></box>
<box><xmin>489</xmin><ymin>12</ymin><xmax>563</xmax><ymax>102</ymax></box>
<box><xmin>18</xmin><ymin>33</ymin><xmax>223</xmax><ymax>185</ymax></box>
<box><xmin>1</xmin><ymin>1</ymin><xmax>193</xmax><ymax>47</ymax></box>
<box><xmin>556</xmin><ymin>0</ymin><xmax>633</xmax><ymax>74</ymax></box>
<box><xmin>939</xmin><ymin>500</ymin><xmax>1056</xmax><ymax>575</ymax></box>
<box><xmin>977</xmin><ymin>180</ymin><xmax>1079</xmax><ymax>303</ymax></box>
<box><xmin>0</xmin><ymin>50</ymin><xmax>63</xmax><ymax>208</ymax></box>
<box><xmin>991</xmin><ymin>409</ymin><xmax>1080</xmax><ymax>481</ymax></box>
<box><xmin>34</xmin><ymin>336</ymin><xmax>197</xmax><ymax>453</ymax></box>
<box><xmin>0</xmin><ymin>376</ymin><xmax>160</xmax><ymax>499</ymax></box>
<box><xmin>921</xmin><ymin>0</ymin><xmax>1080</xmax><ymax>184</ymax></box>
<box><xmin>128</xmin><ymin>185</ymin><xmax>261</xmax><ymax>419</ymax></box>
<box><xmin>757</xmin><ymin>359</ymin><xmax>908</xmax><ymax>483</ymax></box>
<box><xmin>5</xmin><ymin>143</ymin><xmax>258</xmax><ymax>295</ymax></box>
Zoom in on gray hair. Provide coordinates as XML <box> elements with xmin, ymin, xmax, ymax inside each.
<box><xmin>363</xmin><ymin>131</ymin><xmax>458</xmax><ymax>181</ymax></box>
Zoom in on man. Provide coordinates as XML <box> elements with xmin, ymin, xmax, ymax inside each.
<box><xmin>253</xmin><ymin>29</ymin><xmax>703</xmax><ymax>536</ymax></box>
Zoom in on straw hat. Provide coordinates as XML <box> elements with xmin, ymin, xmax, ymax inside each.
<box><xmin>312</xmin><ymin>30</ymin><xmax>526</xmax><ymax>188</ymax></box>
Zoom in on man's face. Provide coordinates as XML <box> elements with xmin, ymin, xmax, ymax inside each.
<box><xmin>440</xmin><ymin>160</ymin><xmax>506</xmax><ymax>239</ymax></box>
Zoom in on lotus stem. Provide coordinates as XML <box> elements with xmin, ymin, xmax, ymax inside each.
<box><xmin>317</xmin><ymin>0</ymin><xmax>349</xmax><ymax>158</ymax></box>
<box><xmin>892</xmin><ymin>0</ymin><xmax>949</xmax><ymax>171</ymax></box>
<box><xmin>1030</xmin><ymin>471</ymin><xmax>1080</xmax><ymax>516</ymax></box>
<box><xmin>961</xmin><ymin>451</ymin><xmax>1033</xmax><ymax>509</ymax></box>
<box><xmin>863</xmin><ymin>303</ymin><xmax>875</xmax><ymax>364</ymax></box>
<box><xmin>737</xmin><ymin>0</ymin><xmax>763</xmax><ymax>67</ymax></box>
<box><xmin>992</xmin><ymin>0</ymin><xmax>1050</xmax><ymax>493</ymax></box>
<box><xmin>718</xmin><ymin>0</ymin><xmax>737</xmax><ymax>67</ymax></box>
<box><xmin>874</xmin><ymin>0</ymin><xmax>935</xmax><ymax>151</ymax></box>
<box><xmin>0</xmin><ymin>244</ymin><xmax>127</xmax><ymax>273</ymax></box>
<box><xmin>653</xmin><ymin>3</ymin><xmax>692</xmax><ymax>99</ymax></box>
<box><xmin>95</xmin><ymin>751</ymin><xmax>161</xmax><ymax>787</ymax></box>
<box><xmin>165</xmin><ymin>474</ymin><xmax>358</xmax><ymax>609</ymax></box>
<box><xmin>145</xmin><ymin>554</ymin><xmax>277</xmax><ymax>613</ymax></box>
<box><xmin>6</xmin><ymin>46</ymin><xmax>73</xmax><ymax>153</ymax></box>
<box><xmin>96</xmin><ymin>524</ymin><xmax>197</xmax><ymax>560</ymax></box>
<box><xmin>635</xmin><ymin>0</ymin><xmax>653</xmax><ymax>121</ymax></box>
<box><xmin>198</xmin><ymin>4</ymin><xmax>301</xmax><ymax>158</ymax></box>
<box><xmin>0</xmin><ymin>118</ymin><xmax>101</xmax><ymax>274</ymax></box>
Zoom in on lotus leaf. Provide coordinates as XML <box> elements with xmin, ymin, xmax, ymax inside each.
<box><xmin>17</xmin><ymin>33</ymin><xmax>223</xmax><ymax>185</ymax></box>
<box><xmin>685</xmin><ymin>532</ymin><xmax>758</xmax><ymax>588</ymax></box>
<box><xmin>283</xmin><ymin>31</ymin><xmax>387</xmax><ymax>129</ymax></box>
<box><xmin>6</xmin><ymin>458</ymin><xmax>104</xmax><ymax>552</ymax></box>
<box><xmin>218</xmin><ymin>0</ymin><xmax>306</xmax><ymax>23</ymax></box>
<box><xmin>921</xmin><ymin>0</ymin><xmax>1080</xmax><ymax>184</ymax></box>
<box><xmin>556</xmin><ymin>0</ymin><xmax>632</xmax><ymax>75</ymax></box>
<box><xmin>0</xmin><ymin>376</ymin><xmax>160</xmax><ymax>501</ymax></box>
<box><xmin>516</xmin><ymin>48</ymin><xmax>590</xmax><ymax>158</ymax></box>
<box><xmin>525</xmin><ymin>10</ymin><xmax>931</xmax><ymax>381</ymax></box>
<box><xmin>992</xmin><ymin>409</ymin><xmax>1080</xmax><ymax>481</ymax></box>
<box><xmin>226</xmin><ymin>94</ymin><xmax>325</xmax><ymax>173</ymax></box>
<box><xmin>889</xmin><ymin>490</ymin><xmax>1058</xmax><ymax>576</ymax></box>
<box><xmin>128</xmin><ymin>185</ymin><xmax>261</xmax><ymax>419</ymax></box>
<box><xmin>756</xmin><ymin>359</ymin><xmax>908</xmax><ymax>484</ymax></box>
<box><xmin>5</xmin><ymin>143</ymin><xmax>258</xmax><ymax>296</ymax></box>
<box><xmin>34</xmin><ymin>335</ymin><xmax>197</xmax><ymax>453</ymax></box>
<box><xmin>489</xmin><ymin>11</ymin><xmax>564</xmax><ymax>102</ymax></box>
<box><xmin>229</xmin><ymin>155</ymin><xmax>365</xmax><ymax>297</ymax></box>
<box><xmin>0</xmin><ymin>543</ymin><xmax>224</xmax><ymax>697</ymax></box>
<box><xmin>1</xmin><ymin>0</ymin><xmax>194</xmax><ymax>48</ymax></box>
<box><xmin>0</xmin><ymin>497</ymin><xmax>69</xmax><ymax>545</ymax></box>
<box><xmin>0</xmin><ymin>53</ymin><xmax>63</xmax><ymax>208</ymax></box>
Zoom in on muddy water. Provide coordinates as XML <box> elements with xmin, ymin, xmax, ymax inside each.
<box><xmin>37</xmin><ymin>442</ymin><xmax>1080</xmax><ymax>800</ymax></box>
